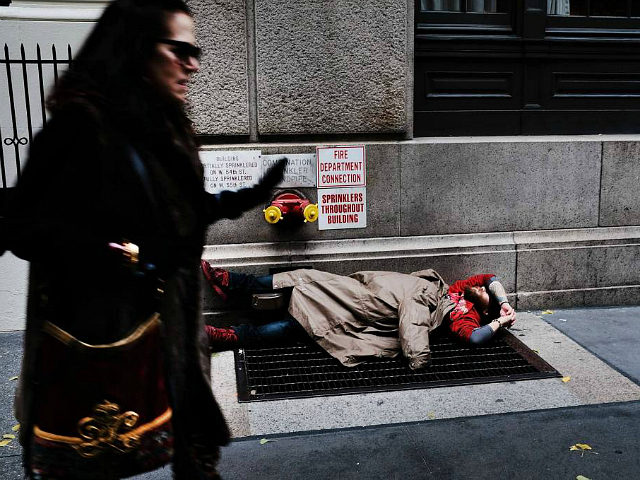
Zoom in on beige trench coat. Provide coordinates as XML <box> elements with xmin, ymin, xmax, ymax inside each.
<box><xmin>272</xmin><ymin>268</ymin><xmax>455</xmax><ymax>370</ymax></box>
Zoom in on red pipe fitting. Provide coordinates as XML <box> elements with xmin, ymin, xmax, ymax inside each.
<box><xmin>263</xmin><ymin>192</ymin><xmax>318</xmax><ymax>224</ymax></box>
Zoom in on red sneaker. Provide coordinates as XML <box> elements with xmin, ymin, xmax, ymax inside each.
<box><xmin>205</xmin><ymin>325</ymin><xmax>239</xmax><ymax>351</ymax></box>
<box><xmin>201</xmin><ymin>260</ymin><xmax>230</xmax><ymax>301</ymax></box>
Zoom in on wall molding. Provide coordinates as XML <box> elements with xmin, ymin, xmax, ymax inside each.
<box><xmin>203</xmin><ymin>226</ymin><xmax>640</xmax><ymax>267</ymax></box>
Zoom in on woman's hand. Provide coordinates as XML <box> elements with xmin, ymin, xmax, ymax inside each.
<box><xmin>205</xmin><ymin>157</ymin><xmax>289</xmax><ymax>222</ymax></box>
<box><xmin>256</xmin><ymin>157</ymin><xmax>288</xmax><ymax>193</ymax></box>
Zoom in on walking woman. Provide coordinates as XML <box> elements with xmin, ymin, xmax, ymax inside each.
<box><xmin>2</xmin><ymin>0</ymin><xmax>285</xmax><ymax>478</ymax></box>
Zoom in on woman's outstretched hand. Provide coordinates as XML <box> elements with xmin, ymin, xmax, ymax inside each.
<box><xmin>256</xmin><ymin>157</ymin><xmax>288</xmax><ymax>193</ymax></box>
<box><xmin>207</xmin><ymin>157</ymin><xmax>289</xmax><ymax>220</ymax></box>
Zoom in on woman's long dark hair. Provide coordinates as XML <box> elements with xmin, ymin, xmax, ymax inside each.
<box><xmin>48</xmin><ymin>0</ymin><xmax>194</xmax><ymax>146</ymax></box>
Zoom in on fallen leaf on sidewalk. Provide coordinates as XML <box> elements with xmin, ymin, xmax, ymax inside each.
<box><xmin>2</xmin><ymin>434</ymin><xmax>15</xmax><ymax>439</ymax></box>
<box><xmin>0</xmin><ymin>439</ymin><xmax>11</xmax><ymax>447</ymax></box>
<box><xmin>259</xmin><ymin>438</ymin><xmax>275</xmax><ymax>445</ymax></box>
<box><xmin>12</xmin><ymin>424</ymin><xmax>20</xmax><ymax>432</ymax></box>
<box><xmin>541</xmin><ymin>310</ymin><xmax>554</xmax><ymax>314</ymax></box>
<box><xmin>427</xmin><ymin>411</ymin><xmax>436</xmax><ymax>420</ymax></box>
<box><xmin>570</xmin><ymin>443</ymin><xmax>598</xmax><ymax>457</ymax></box>
<box><xmin>562</xmin><ymin>376</ymin><xmax>571</xmax><ymax>383</ymax></box>
<box><xmin>571</xmin><ymin>444</ymin><xmax>592</xmax><ymax>450</ymax></box>
<box><xmin>576</xmin><ymin>475</ymin><xmax>592</xmax><ymax>480</ymax></box>
<box><xmin>9</xmin><ymin>376</ymin><xmax>18</xmax><ymax>381</ymax></box>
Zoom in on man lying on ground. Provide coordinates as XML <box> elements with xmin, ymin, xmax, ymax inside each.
<box><xmin>201</xmin><ymin>262</ymin><xmax>516</xmax><ymax>370</ymax></box>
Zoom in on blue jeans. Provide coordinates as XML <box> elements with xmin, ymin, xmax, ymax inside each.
<box><xmin>228</xmin><ymin>272</ymin><xmax>273</xmax><ymax>293</ymax></box>
<box><xmin>228</xmin><ymin>272</ymin><xmax>309</xmax><ymax>347</ymax></box>
<box><xmin>233</xmin><ymin>315</ymin><xmax>309</xmax><ymax>348</ymax></box>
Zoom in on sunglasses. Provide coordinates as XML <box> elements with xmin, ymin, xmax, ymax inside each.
<box><xmin>157</xmin><ymin>38</ymin><xmax>201</xmax><ymax>63</ymax></box>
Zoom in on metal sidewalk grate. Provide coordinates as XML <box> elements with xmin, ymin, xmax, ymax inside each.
<box><xmin>234</xmin><ymin>330</ymin><xmax>561</xmax><ymax>402</ymax></box>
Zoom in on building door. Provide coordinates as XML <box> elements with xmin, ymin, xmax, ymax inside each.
<box><xmin>414</xmin><ymin>0</ymin><xmax>640</xmax><ymax>135</ymax></box>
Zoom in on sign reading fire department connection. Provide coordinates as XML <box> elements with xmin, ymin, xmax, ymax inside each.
<box><xmin>316</xmin><ymin>145</ymin><xmax>366</xmax><ymax>188</ymax></box>
<box><xmin>316</xmin><ymin>146</ymin><xmax>367</xmax><ymax>230</ymax></box>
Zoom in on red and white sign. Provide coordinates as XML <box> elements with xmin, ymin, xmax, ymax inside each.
<box><xmin>316</xmin><ymin>145</ymin><xmax>366</xmax><ymax>188</ymax></box>
<box><xmin>318</xmin><ymin>187</ymin><xmax>367</xmax><ymax>230</ymax></box>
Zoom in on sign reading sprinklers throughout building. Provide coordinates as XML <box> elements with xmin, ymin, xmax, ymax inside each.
<box><xmin>318</xmin><ymin>187</ymin><xmax>366</xmax><ymax>230</ymax></box>
<box><xmin>316</xmin><ymin>146</ymin><xmax>367</xmax><ymax>230</ymax></box>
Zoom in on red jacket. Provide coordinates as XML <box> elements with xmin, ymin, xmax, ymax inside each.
<box><xmin>447</xmin><ymin>274</ymin><xmax>496</xmax><ymax>342</ymax></box>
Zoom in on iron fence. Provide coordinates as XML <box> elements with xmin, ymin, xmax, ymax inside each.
<box><xmin>1</xmin><ymin>43</ymin><xmax>72</xmax><ymax>190</ymax></box>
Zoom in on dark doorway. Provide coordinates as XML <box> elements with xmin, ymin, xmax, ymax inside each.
<box><xmin>415</xmin><ymin>0</ymin><xmax>640</xmax><ymax>136</ymax></box>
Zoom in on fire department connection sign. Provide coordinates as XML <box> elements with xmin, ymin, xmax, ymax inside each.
<box><xmin>316</xmin><ymin>145</ymin><xmax>366</xmax><ymax>188</ymax></box>
<box><xmin>316</xmin><ymin>146</ymin><xmax>367</xmax><ymax>230</ymax></box>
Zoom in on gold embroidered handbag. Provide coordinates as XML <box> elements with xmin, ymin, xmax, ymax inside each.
<box><xmin>30</xmin><ymin>314</ymin><xmax>173</xmax><ymax>477</ymax></box>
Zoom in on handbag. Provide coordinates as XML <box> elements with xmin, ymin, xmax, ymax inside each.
<box><xmin>28</xmin><ymin>147</ymin><xmax>174</xmax><ymax>478</ymax></box>
<box><xmin>30</xmin><ymin>315</ymin><xmax>173</xmax><ymax>478</ymax></box>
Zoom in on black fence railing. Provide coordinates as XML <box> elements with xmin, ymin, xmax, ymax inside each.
<box><xmin>1</xmin><ymin>44</ymin><xmax>72</xmax><ymax>194</ymax></box>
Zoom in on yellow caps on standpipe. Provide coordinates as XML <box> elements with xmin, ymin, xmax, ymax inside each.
<box><xmin>263</xmin><ymin>205</ymin><xmax>282</xmax><ymax>224</ymax></box>
<box><xmin>303</xmin><ymin>203</ymin><xmax>319</xmax><ymax>223</ymax></box>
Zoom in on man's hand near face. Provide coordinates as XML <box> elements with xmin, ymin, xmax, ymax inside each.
<box><xmin>499</xmin><ymin>303</ymin><xmax>516</xmax><ymax>327</ymax></box>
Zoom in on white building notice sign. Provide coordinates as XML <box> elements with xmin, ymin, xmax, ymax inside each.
<box><xmin>316</xmin><ymin>145</ymin><xmax>366</xmax><ymax>188</ymax></box>
<box><xmin>262</xmin><ymin>153</ymin><xmax>317</xmax><ymax>187</ymax></box>
<box><xmin>200</xmin><ymin>150</ymin><xmax>262</xmax><ymax>193</ymax></box>
<box><xmin>318</xmin><ymin>187</ymin><xmax>367</xmax><ymax>230</ymax></box>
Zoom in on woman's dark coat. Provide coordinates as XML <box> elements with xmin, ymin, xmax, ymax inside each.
<box><xmin>4</xmin><ymin>100</ymin><xmax>268</xmax><ymax>477</ymax></box>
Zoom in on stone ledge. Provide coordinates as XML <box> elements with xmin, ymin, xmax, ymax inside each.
<box><xmin>198</xmin><ymin>135</ymin><xmax>640</xmax><ymax>149</ymax></box>
<box><xmin>203</xmin><ymin>226</ymin><xmax>640</xmax><ymax>267</ymax></box>
<box><xmin>408</xmin><ymin>134</ymin><xmax>640</xmax><ymax>144</ymax></box>
<box><xmin>202</xmin><ymin>226</ymin><xmax>640</xmax><ymax>309</ymax></box>
<box><xmin>518</xmin><ymin>285</ymin><xmax>640</xmax><ymax>310</ymax></box>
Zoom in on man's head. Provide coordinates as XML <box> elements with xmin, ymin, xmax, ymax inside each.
<box><xmin>463</xmin><ymin>285</ymin><xmax>490</xmax><ymax>315</ymax></box>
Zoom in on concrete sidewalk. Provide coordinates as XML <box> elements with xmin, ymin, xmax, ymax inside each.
<box><xmin>209</xmin><ymin>311</ymin><xmax>640</xmax><ymax>438</ymax></box>
<box><xmin>1</xmin><ymin>306</ymin><xmax>639</xmax><ymax>479</ymax></box>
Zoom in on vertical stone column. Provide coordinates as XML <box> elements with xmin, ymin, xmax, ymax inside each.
<box><xmin>254</xmin><ymin>0</ymin><xmax>410</xmax><ymax>136</ymax></box>
<box><xmin>187</xmin><ymin>0</ymin><xmax>251</xmax><ymax>137</ymax></box>
<box><xmin>187</xmin><ymin>0</ymin><xmax>412</xmax><ymax>138</ymax></box>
